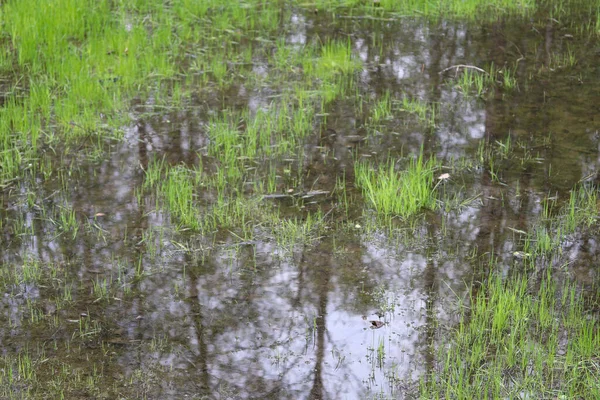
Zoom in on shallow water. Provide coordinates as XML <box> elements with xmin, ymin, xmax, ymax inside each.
<box><xmin>1</xmin><ymin>6</ymin><xmax>599</xmax><ymax>400</ymax></box>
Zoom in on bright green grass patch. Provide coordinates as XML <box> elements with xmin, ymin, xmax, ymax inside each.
<box><xmin>144</xmin><ymin>160</ymin><xmax>273</xmax><ymax>234</ymax></box>
<box><xmin>369</xmin><ymin>91</ymin><xmax>393</xmax><ymax>124</ymax></box>
<box><xmin>314</xmin><ymin>40</ymin><xmax>361</xmax><ymax>80</ymax></box>
<box><xmin>421</xmin><ymin>273</ymin><xmax>600</xmax><ymax>399</ymax></box>
<box><xmin>0</xmin><ymin>0</ymin><xmax>289</xmax><ymax>185</ymax></box>
<box><xmin>562</xmin><ymin>185</ymin><xmax>598</xmax><ymax>233</ymax></box>
<box><xmin>355</xmin><ymin>152</ymin><xmax>439</xmax><ymax>218</ymax></box>
<box><xmin>161</xmin><ymin>165</ymin><xmax>202</xmax><ymax>230</ymax></box>
<box><xmin>313</xmin><ymin>0</ymin><xmax>535</xmax><ymax>17</ymax></box>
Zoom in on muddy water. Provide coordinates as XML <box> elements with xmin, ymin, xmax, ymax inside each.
<box><xmin>1</xmin><ymin>9</ymin><xmax>600</xmax><ymax>400</ymax></box>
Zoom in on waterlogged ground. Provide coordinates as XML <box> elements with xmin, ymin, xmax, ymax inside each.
<box><xmin>1</xmin><ymin>1</ymin><xmax>600</xmax><ymax>399</ymax></box>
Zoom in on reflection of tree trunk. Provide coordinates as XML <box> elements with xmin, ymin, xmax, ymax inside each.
<box><xmin>544</xmin><ymin>20</ymin><xmax>554</xmax><ymax>69</ymax></box>
<box><xmin>187</xmin><ymin>265</ymin><xmax>211</xmax><ymax>395</ymax></box>
<box><xmin>307</xmin><ymin>244</ymin><xmax>331</xmax><ymax>400</ymax></box>
<box><xmin>423</xmin><ymin>212</ymin><xmax>440</xmax><ymax>385</ymax></box>
<box><xmin>421</xmin><ymin>21</ymin><xmax>448</xmax><ymax>382</ymax></box>
<box><xmin>308</xmin><ymin>279</ymin><xmax>328</xmax><ymax>400</ymax></box>
<box><xmin>469</xmin><ymin>173</ymin><xmax>500</xmax><ymax>306</ymax></box>
<box><xmin>131</xmin><ymin>121</ymin><xmax>149</xmax><ymax>292</ymax></box>
<box><xmin>427</xmin><ymin>19</ymin><xmax>447</xmax><ymax>103</ymax></box>
<box><xmin>293</xmin><ymin>246</ymin><xmax>306</xmax><ymax>309</ymax></box>
<box><xmin>137</xmin><ymin>121</ymin><xmax>149</xmax><ymax>171</ymax></box>
<box><xmin>516</xmin><ymin>165</ymin><xmax>532</xmax><ymax>236</ymax></box>
<box><xmin>469</xmin><ymin>17</ymin><xmax>510</xmax><ymax>288</ymax></box>
<box><xmin>130</xmin><ymin>121</ymin><xmax>149</xmax><ymax>362</ymax></box>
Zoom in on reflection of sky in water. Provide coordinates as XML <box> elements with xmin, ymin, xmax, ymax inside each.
<box><xmin>109</xmin><ymin>236</ymin><xmax>434</xmax><ymax>399</ymax></box>
<box><xmin>1</xmin><ymin>10</ymin><xmax>599</xmax><ymax>399</ymax></box>
<box><xmin>289</xmin><ymin>13</ymin><xmax>307</xmax><ymax>45</ymax></box>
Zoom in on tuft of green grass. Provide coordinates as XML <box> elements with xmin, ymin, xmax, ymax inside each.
<box><xmin>160</xmin><ymin>165</ymin><xmax>202</xmax><ymax>230</ymax></box>
<box><xmin>274</xmin><ymin>211</ymin><xmax>326</xmax><ymax>256</ymax></box>
<box><xmin>355</xmin><ymin>151</ymin><xmax>439</xmax><ymax>218</ymax></box>
<box><xmin>455</xmin><ymin>68</ymin><xmax>489</xmax><ymax>97</ymax></box>
<box><xmin>447</xmin><ymin>63</ymin><xmax>522</xmax><ymax>97</ymax></box>
<box><xmin>398</xmin><ymin>96</ymin><xmax>437</xmax><ymax>126</ymax></box>
<box><xmin>521</xmin><ymin>185</ymin><xmax>598</xmax><ymax>259</ymax></box>
<box><xmin>314</xmin><ymin>40</ymin><xmax>361</xmax><ymax>80</ymax></box>
<box><xmin>563</xmin><ymin>185</ymin><xmax>598</xmax><ymax>234</ymax></box>
<box><xmin>370</xmin><ymin>91</ymin><xmax>393</xmax><ymax>124</ymax></box>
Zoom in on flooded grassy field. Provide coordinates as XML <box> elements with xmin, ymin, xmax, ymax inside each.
<box><xmin>1</xmin><ymin>0</ymin><xmax>599</xmax><ymax>399</ymax></box>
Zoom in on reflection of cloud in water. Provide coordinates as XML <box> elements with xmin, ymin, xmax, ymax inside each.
<box><xmin>289</xmin><ymin>13</ymin><xmax>307</xmax><ymax>45</ymax></box>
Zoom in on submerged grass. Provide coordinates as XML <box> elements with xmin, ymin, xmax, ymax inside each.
<box><xmin>423</xmin><ymin>182</ymin><xmax>600</xmax><ymax>398</ymax></box>
<box><xmin>520</xmin><ymin>185</ymin><xmax>598</xmax><ymax>259</ymax></box>
<box><xmin>141</xmin><ymin>38</ymin><xmax>359</xmax><ymax>233</ymax></box>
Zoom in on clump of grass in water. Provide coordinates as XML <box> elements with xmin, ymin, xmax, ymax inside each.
<box><xmin>562</xmin><ymin>185</ymin><xmax>598</xmax><ymax>233</ymax></box>
<box><xmin>449</xmin><ymin>64</ymin><xmax>522</xmax><ymax>97</ymax></box>
<box><xmin>313</xmin><ymin>40</ymin><xmax>361</xmax><ymax>80</ymax></box>
<box><xmin>455</xmin><ymin>68</ymin><xmax>490</xmax><ymax>97</ymax></box>
<box><xmin>421</xmin><ymin>272</ymin><xmax>600</xmax><ymax>398</ymax></box>
<box><xmin>398</xmin><ymin>96</ymin><xmax>437</xmax><ymax>127</ymax></box>
<box><xmin>355</xmin><ymin>151</ymin><xmax>439</xmax><ymax>218</ymax></box>
<box><xmin>274</xmin><ymin>211</ymin><xmax>326</xmax><ymax>257</ymax></box>
<box><xmin>369</xmin><ymin>90</ymin><xmax>393</xmax><ymax>124</ymax></box>
<box><xmin>160</xmin><ymin>165</ymin><xmax>202</xmax><ymax>231</ymax></box>
<box><xmin>520</xmin><ymin>185</ymin><xmax>598</xmax><ymax>260</ymax></box>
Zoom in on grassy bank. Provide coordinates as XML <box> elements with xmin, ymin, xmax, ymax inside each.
<box><xmin>421</xmin><ymin>272</ymin><xmax>599</xmax><ymax>399</ymax></box>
